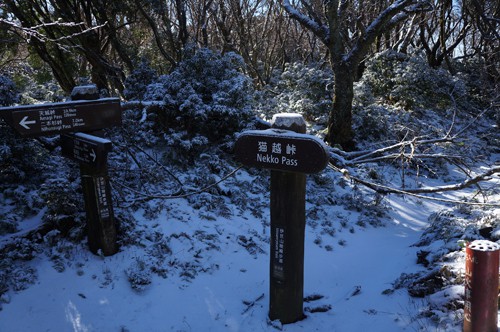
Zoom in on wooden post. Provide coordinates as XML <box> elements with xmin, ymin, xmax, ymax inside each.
<box><xmin>233</xmin><ymin>113</ymin><xmax>328</xmax><ymax>324</ymax></box>
<box><xmin>71</xmin><ymin>85</ymin><xmax>119</xmax><ymax>256</ymax></box>
<box><xmin>80</xmin><ymin>163</ymin><xmax>118</xmax><ymax>256</ymax></box>
<box><xmin>463</xmin><ymin>240</ymin><xmax>500</xmax><ymax>332</ymax></box>
<box><xmin>269</xmin><ymin>114</ymin><xmax>307</xmax><ymax>323</ymax></box>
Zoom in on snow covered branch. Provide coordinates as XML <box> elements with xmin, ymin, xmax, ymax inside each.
<box><xmin>337</xmin><ymin>164</ymin><xmax>499</xmax><ymax>196</ymax></box>
<box><xmin>329</xmin><ymin>136</ymin><xmax>456</xmax><ymax>168</ymax></box>
<box><xmin>0</xmin><ymin>18</ymin><xmax>108</xmax><ymax>45</ymax></box>
<box><xmin>348</xmin><ymin>0</ymin><xmax>433</xmax><ymax>62</ymax></box>
<box><xmin>281</xmin><ymin>0</ymin><xmax>329</xmax><ymax>43</ymax></box>
<box><xmin>327</xmin><ymin>110</ymin><xmax>499</xmax><ymax>205</ymax></box>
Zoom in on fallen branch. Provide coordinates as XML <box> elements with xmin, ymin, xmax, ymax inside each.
<box><xmin>114</xmin><ymin>165</ymin><xmax>244</xmax><ymax>207</ymax></box>
<box><xmin>329</xmin><ymin>163</ymin><xmax>500</xmax><ymax>206</ymax></box>
<box><xmin>242</xmin><ymin>293</ymin><xmax>265</xmax><ymax>314</ymax></box>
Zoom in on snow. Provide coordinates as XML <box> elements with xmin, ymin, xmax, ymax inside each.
<box><xmin>2</xmin><ymin>133</ymin><xmax>498</xmax><ymax>331</ymax></box>
<box><xmin>1</xmin><ymin>163</ymin><xmax>480</xmax><ymax>332</ymax></box>
<box><xmin>240</xmin><ymin>129</ymin><xmax>327</xmax><ymax>147</ymax></box>
<box><xmin>271</xmin><ymin>114</ymin><xmax>306</xmax><ymax>130</ymax></box>
<box><xmin>0</xmin><ymin>206</ymin><xmax>423</xmax><ymax>331</ymax></box>
<box><xmin>73</xmin><ymin>132</ymin><xmax>112</xmax><ymax>145</ymax></box>
<box><xmin>1</xmin><ymin>72</ymin><xmax>499</xmax><ymax>331</ymax></box>
<box><xmin>468</xmin><ymin>240</ymin><xmax>500</xmax><ymax>252</ymax></box>
<box><xmin>71</xmin><ymin>84</ymin><xmax>98</xmax><ymax>96</ymax></box>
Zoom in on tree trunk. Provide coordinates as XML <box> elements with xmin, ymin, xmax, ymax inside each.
<box><xmin>326</xmin><ymin>61</ymin><xmax>355</xmax><ymax>150</ymax></box>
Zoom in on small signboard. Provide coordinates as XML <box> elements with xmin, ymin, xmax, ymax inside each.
<box><xmin>234</xmin><ymin>129</ymin><xmax>329</xmax><ymax>174</ymax></box>
<box><xmin>60</xmin><ymin>132</ymin><xmax>112</xmax><ymax>169</ymax></box>
<box><xmin>0</xmin><ymin>98</ymin><xmax>121</xmax><ymax>137</ymax></box>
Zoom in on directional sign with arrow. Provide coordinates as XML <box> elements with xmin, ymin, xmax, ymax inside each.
<box><xmin>0</xmin><ymin>98</ymin><xmax>121</xmax><ymax>137</ymax></box>
<box><xmin>19</xmin><ymin>116</ymin><xmax>37</xmax><ymax>129</ymax></box>
<box><xmin>60</xmin><ymin>132</ymin><xmax>112</xmax><ymax>168</ymax></box>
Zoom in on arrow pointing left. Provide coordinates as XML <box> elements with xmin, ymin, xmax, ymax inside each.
<box><xmin>19</xmin><ymin>116</ymin><xmax>37</xmax><ymax>130</ymax></box>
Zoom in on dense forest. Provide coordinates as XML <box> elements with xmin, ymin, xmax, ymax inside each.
<box><xmin>1</xmin><ymin>0</ymin><xmax>499</xmax><ymax>145</ymax></box>
<box><xmin>0</xmin><ymin>1</ymin><xmax>499</xmax><ymax>331</ymax></box>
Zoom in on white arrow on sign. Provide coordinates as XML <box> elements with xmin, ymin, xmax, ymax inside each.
<box><xmin>19</xmin><ymin>116</ymin><xmax>37</xmax><ymax>130</ymax></box>
<box><xmin>90</xmin><ymin>149</ymin><xmax>96</xmax><ymax>162</ymax></box>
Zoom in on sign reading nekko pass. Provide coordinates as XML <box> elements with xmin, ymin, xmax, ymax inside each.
<box><xmin>234</xmin><ymin>129</ymin><xmax>329</xmax><ymax>174</ymax></box>
<box><xmin>234</xmin><ymin>114</ymin><xmax>329</xmax><ymax>325</ymax></box>
<box><xmin>0</xmin><ymin>98</ymin><xmax>121</xmax><ymax>137</ymax></box>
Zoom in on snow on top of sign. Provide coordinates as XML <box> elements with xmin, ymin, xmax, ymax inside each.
<box><xmin>74</xmin><ymin>132</ymin><xmax>112</xmax><ymax>144</ymax></box>
<box><xmin>271</xmin><ymin>113</ymin><xmax>306</xmax><ymax>128</ymax></box>
<box><xmin>0</xmin><ymin>98</ymin><xmax>120</xmax><ymax>112</ymax></box>
<box><xmin>71</xmin><ymin>84</ymin><xmax>98</xmax><ymax>94</ymax></box>
<box><xmin>71</xmin><ymin>84</ymin><xmax>99</xmax><ymax>101</ymax></box>
<box><xmin>469</xmin><ymin>240</ymin><xmax>500</xmax><ymax>252</ymax></box>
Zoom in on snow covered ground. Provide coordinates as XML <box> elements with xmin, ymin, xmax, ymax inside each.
<box><xmin>3</xmin><ymin>158</ymin><xmax>494</xmax><ymax>332</ymax></box>
<box><xmin>1</xmin><ymin>91</ymin><xmax>498</xmax><ymax>331</ymax></box>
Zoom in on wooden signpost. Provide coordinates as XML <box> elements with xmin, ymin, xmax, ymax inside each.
<box><xmin>60</xmin><ymin>131</ymin><xmax>118</xmax><ymax>256</ymax></box>
<box><xmin>0</xmin><ymin>98</ymin><xmax>121</xmax><ymax>137</ymax></box>
<box><xmin>234</xmin><ymin>113</ymin><xmax>329</xmax><ymax>324</ymax></box>
<box><xmin>78</xmin><ymin>159</ymin><xmax>118</xmax><ymax>256</ymax></box>
<box><xmin>234</xmin><ymin>129</ymin><xmax>329</xmax><ymax>174</ymax></box>
<box><xmin>60</xmin><ymin>132</ymin><xmax>112</xmax><ymax>169</ymax></box>
<box><xmin>0</xmin><ymin>87</ymin><xmax>121</xmax><ymax>256</ymax></box>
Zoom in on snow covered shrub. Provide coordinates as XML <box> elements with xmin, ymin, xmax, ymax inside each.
<box><xmin>0</xmin><ymin>143</ymin><xmax>11</xmax><ymax>161</ymax></box>
<box><xmin>0</xmin><ymin>215</ymin><xmax>18</xmax><ymax>236</ymax></box>
<box><xmin>163</xmin><ymin>130</ymin><xmax>210</xmax><ymax>161</ymax></box>
<box><xmin>361</xmin><ymin>50</ymin><xmax>468</xmax><ymax>111</ymax></box>
<box><xmin>255</xmin><ymin>62</ymin><xmax>333</xmax><ymax>124</ymax></box>
<box><xmin>0</xmin><ymin>125</ymin><xmax>56</xmax><ymax>219</ymax></box>
<box><xmin>143</xmin><ymin>48</ymin><xmax>254</xmax><ymax>142</ymax></box>
<box><xmin>0</xmin><ymin>75</ymin><xmax>20</xmax><ymax>106</ymax></box>
<box><xmin>0</xmin><ymin>260</ymin><xmax>37</xmax><ymax>292</ymax></box>
<box><xmin>125</xmin><ymin>257</ymin><xmax>152</xmax><ymax>292</ymax></box>
<box><xmin>352</xmin><ymin>104</ymin><xmax>390</xmax><ymax>141</ymax></box>
<box><xmin>123</xmin><ymin>60</ymin><xmax>158</xmax><ymax>100</ymax></box>
<box><xmin>452</xmin><ymin>56</ymin><xmax>498</xmax><ymax>109</ymax></box>
<box><xmin>40</xmin><ymin>179</ymin><xmax>79</xmax><ymax>216</ymax></box>
<box><xmin>19</xmin><ymin>82</ymin><xmax>64</xmax><ymax>104</ymax></box>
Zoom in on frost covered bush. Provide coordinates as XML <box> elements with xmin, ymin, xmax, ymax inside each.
<box><xmin>143</xmin><ymin>48</ymin><xmax>254</xmax><ymax>142</ymax></box>
<box><xmin>452</xmin><ymin>56</ymin><xmax>498</xmax><ymax>109</ymax></box>
<box><xmin>352</xmin><ymin>104</ymin><xmax>390</xmax><ymax>141</ymax></box>
<box><xmin>123</xmin><ymin>60</ymin><xmax>158</xmax><ymax>100</ymax></box>
<box><xmin>125</xmin><ymin>257</ymin><xmax>152</xmax><ymax>292</ymax></box>
<box><xmin>0</xmin><ymin>75</ymin><xmax>20</xmax><ymax>106</ymax></box>
<box><xmin>0</xmin><ymin>124</ymin><xmax>51</xmax><ymax>217</ymax></box>
<box><xmin>19</xmin><ymin>82</ymin><xmax>64</xmax><ymax>104</ymax></box>
<box><xmin>360</xmin><ymin>50</ymin><xmax>468</xmax><ymax>111</ymax></box>
<box><xmin>255</xmin><ymin>62</ymin><xmax>333</xmax><ymax>124</ymax></box>
<box><xmin>40</xmin><ymin>178</ymin><xmax>80</xmax><ymax>219</ymax></box>
<box><xmin>0</xmin><ymin>259</ymin><xmax>37</xmax><ymax>293</ymax></box>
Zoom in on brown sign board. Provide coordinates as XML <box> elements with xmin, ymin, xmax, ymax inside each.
<box><xmin>61</xmin><ymin>132</ymin><xmax>112</xmax><ymax>168</ymax></box>
<box><xmin>234</xmin><ymin>129</ymin><xmax>329</xmax><ymax>174</ymax></box>
<box><xmin>0</xmin><ymin>98</ymin><xmax>121</xmax><ymax>137</ymax></box>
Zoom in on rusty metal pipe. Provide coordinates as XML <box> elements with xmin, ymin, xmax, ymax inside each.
<box><xmin>463</xmin><ymin>240</ymin><xmax>500</xmax><ymax>332</ymax></box>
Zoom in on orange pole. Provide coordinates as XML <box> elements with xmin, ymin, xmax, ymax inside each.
<box><xmin>463</xmin><ymin>240</ymin><xmax>500</xmax><ymax>332</ymax></box>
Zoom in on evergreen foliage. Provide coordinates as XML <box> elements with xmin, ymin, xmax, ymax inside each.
<box><xmin>0</xmin><ymin>75</ymin><xmax>19</xmax><ymax>106</ymax></box>
<box><xmin>123</xmin><ymin>60</ymin><xmax>158</xmax><ymax>100</ymax></box>
<box><xmin>255</xmin><ymin>62</ymin><xmax>333</xmax><ymax>124</ymax></box>
<box><xmin>143</xmin><ymin>48</ymin><xmax>254</xmax><ymax>142</ymax></box>
<box><xmin>360</xmin><ymin>51</ymin><xmax>472</xmax><ymax>111</ymax></box>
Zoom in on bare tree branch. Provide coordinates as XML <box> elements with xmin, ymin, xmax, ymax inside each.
<box><xmin>0</xmin><ymin>18</ymin><xmax>107</xmax><ymax>46</ymax></box>
<box><xmin>329</xmin><ymin>164</ymin><xmax>500</xmax><ymax>206</ymax></box>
